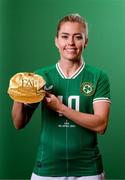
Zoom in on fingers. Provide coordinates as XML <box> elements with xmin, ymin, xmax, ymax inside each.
<box><xmin>46</xmin><ymin>92</ymin><xmax>56</xmax><ymax>99</ymax></box>
<box><xmin>45</xmin><ymin>97</ymin><xmax>51</xmax><ymax>103</ymax></box>
<box><xmin>45</xmin><ymin>92</ymin><xmax>54</xmax><ymax>103</ymax></box>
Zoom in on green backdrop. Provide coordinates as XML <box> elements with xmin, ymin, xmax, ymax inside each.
<box><xmin>1</xmin><ymin>0</ymin><xmax>125</xmax><ymax>179</ymax></box>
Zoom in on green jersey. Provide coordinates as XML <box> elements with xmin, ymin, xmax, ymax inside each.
<box><xmin>33</xmin><ymin>62</ymin><xmax>110</xmax><ymax>176</ymax></box>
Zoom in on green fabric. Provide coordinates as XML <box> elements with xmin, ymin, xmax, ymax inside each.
<box><xmin>33</xmin><ymin>63</ymin><xmax>110</xmax><ymax>176</ymax></box>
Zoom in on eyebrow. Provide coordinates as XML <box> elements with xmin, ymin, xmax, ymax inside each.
<box><xmin>60</xmin><ymin>32</ymin><xmax>83</xmax><ymax>36</ymax></box>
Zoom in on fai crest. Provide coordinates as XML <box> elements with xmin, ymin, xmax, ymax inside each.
<box><xmin>80</xmin><ymin>82</ymin><xmax>95</xmax><ymax>96</ymax></box>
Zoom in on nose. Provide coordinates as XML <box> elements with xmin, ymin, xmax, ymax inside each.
<box><xmin>68</xmin><ymin>37</ymin><xmax>75</xmax><ymax>45</ymax></box>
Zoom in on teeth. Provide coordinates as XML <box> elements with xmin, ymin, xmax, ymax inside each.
<box><xmin>66</xmin><ymin>49</ymin><xmax>76</xmax><ymax>52</ymax></box>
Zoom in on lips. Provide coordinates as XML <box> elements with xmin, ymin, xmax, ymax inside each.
<box><xmin>65</xmin><ymin>48</ymin><xmax>77</xmax><ymax>53</ymax></box>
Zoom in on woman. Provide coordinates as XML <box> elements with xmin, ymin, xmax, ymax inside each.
<box><xmin>12</xmin><ymin>13</ymin><xmax>111</xmax><ymax>180</ymax></box>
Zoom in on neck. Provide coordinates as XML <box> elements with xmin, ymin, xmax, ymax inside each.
<box><xmin>58</xmin><ymin>58</ymin><xmax>83</xmax><ymax>78</ymax></box>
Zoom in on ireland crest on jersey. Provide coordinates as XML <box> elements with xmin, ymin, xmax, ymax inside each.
<box><xmin>80</xmin><ymin>82</ymin><xmax>95</xmax><ymax>96</ymax></box>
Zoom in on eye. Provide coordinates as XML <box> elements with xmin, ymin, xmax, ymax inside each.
<box><xmin>61</xmin><ymin>35</ymin><xmax>68</xmax><ymax>39</ymax></box>
<box><xmin>75</xmin><ymin>36</ymin><xmax>83</xmax><ymax>40</ymax></box>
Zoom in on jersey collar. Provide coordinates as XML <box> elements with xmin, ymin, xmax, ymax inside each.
<box><xmin>56</xmin><ymin>60</ymin><xmax>85</xmax><ymax>79</ymax></box>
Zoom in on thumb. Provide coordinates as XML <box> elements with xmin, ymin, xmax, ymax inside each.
<box><xmin>45</xmin><ymin>97</ymin><xmax>51</xmax><ymax>103</ymax></box>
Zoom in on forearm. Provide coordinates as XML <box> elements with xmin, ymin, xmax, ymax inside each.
<box><xmin>12</xmin><ymin>102</ymin><xmax>28</xmax><ymax>129</ymax></box>
<box><xmin>58</xmin><ymin>104</ymin><xmax>107</xmax><ymax>134</ymax></box>
<box><xmin>45</xmin><ymin>93</ymin><xmax>110</xmax><ymax>134</ymax></box>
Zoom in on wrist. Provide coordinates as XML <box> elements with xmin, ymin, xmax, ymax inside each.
<box><xmin>57</xmin><ymin>104</ymin><xmax>66</xmax><ymax>115</ymax></box>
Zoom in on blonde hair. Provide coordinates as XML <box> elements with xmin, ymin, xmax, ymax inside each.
<box><xmin>56</xmin><ymin>13</ymin><xmax>88</xmax><ymax>39</ymax></box>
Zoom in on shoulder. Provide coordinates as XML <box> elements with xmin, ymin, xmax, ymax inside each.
<box><xmin>34</xmin><ymin>64</ymin><xmax>56</xmax><ymax>82</ymax></box>
<box><xmin>85</xmin><ymin>64</ymin><xmax>109</xmax><ymax>80</ymax></box>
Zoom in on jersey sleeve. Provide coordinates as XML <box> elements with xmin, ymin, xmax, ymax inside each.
<box><xmin>93</xmin><ymin>71</ymin><xmax>111</xmax><ymax>103</ymax></box>
<box><xmin>24</xmin><ymin>102</ymin><xmax>40</xmax><ymax>109</ymax></box>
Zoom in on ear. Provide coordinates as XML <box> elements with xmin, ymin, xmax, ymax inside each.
<box><xmin>84</xmin><ymin>38</ymin><xmax>88</xmax><ymax>48</ymax></box>
<box><xmin>55</xmin><ymin>37</ymin><xmax>59</xmax><ymax>48</ymax></box>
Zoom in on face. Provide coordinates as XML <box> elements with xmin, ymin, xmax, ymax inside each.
<box><xmin>55</xmin><ymin>22</ymin><xmax>88</xmax><ymax>62</ymax></box>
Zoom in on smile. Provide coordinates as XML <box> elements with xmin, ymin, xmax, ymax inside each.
<box><xmin>65</xmin><ymin>48</ymin><xmax>77</xmax><ymax>53</ymax></box>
